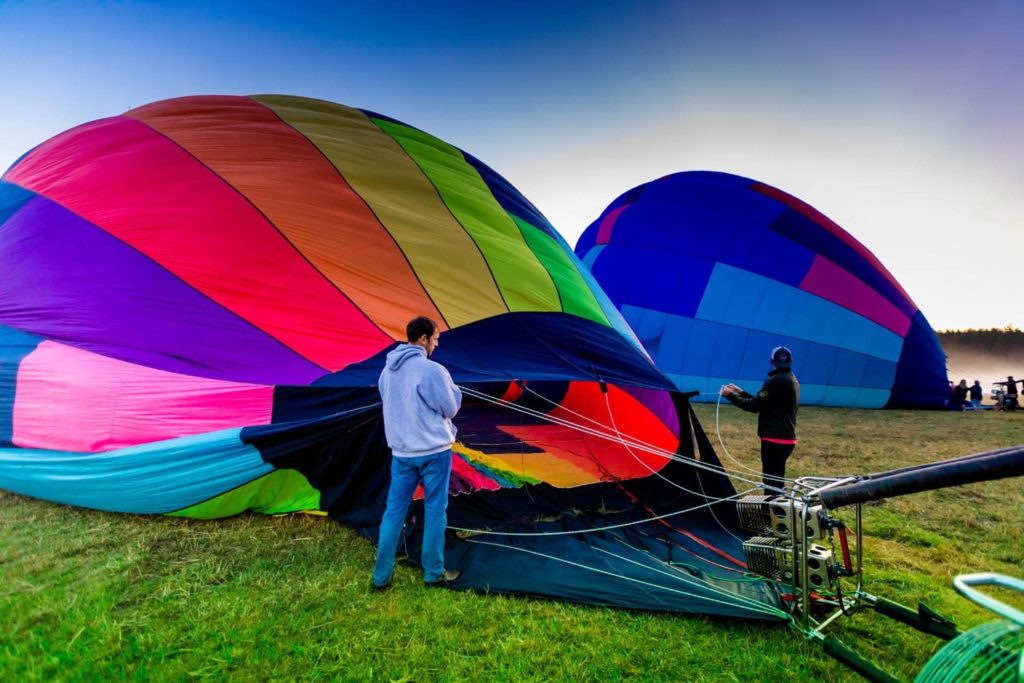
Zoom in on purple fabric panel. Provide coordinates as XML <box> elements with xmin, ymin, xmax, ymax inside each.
<box><xmin>596</xmin><ymin>204</ymin><xmax>630</xmax><ymax>245</ymax></box>
<box><xmin>0</xmin><ymin>196</ymin><xmax>325</xmax><ymax>385</ymax></box>
<box><xmin>619</xmin><ymin>384</ymin><xmax>680</xmax><ymax>440</ymax></box>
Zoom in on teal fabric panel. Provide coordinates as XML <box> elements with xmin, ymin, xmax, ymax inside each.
<box><xmin>0</xmin><ymin>427</ymin><xmax>273</xmax><ymax>513</ymax></box>
<box><xmin>0</xmin><ymin>325</ymin><xmax>43</xmax><ymax>446</ymax></box>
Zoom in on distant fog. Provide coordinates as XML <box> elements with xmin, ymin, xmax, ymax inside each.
<box><xmin>944</xmin><ymin>349</ymin><xmax>1024</xmax><ymax>396</ymax></box>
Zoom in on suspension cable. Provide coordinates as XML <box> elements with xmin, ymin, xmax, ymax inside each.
<box><xmin>447</xmin><ymin>486</ymin><xmax>761</xmax><ymax>537</ymax></box>
<box><xmin>458</xmin><ymin>384</ymin><xmax>766</xmax><ymax>489</ymax></box>
<box><xmin>712</xmin><ymin>389</ymin><xmax>798</xmax><ymax>485</ymax></box>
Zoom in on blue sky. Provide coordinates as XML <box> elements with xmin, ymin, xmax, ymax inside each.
<box><xmin>2</xmin><ymin>0</ymin><xmax>1021</xmax><ymax>330</ymax></box>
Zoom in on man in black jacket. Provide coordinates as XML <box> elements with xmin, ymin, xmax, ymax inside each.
<box><xmin>720</xmin><ymin>346</ymin><xmax>800</xmax><ymax>492</ymax></box>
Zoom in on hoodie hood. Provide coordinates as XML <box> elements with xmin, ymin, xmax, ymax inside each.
<box><xmin>386</xmin><ymin>343</ymin><xmax>426</xmax><ymax>371</ymax></box>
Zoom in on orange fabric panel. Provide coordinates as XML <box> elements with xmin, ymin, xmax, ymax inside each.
<box><xmin>485</xmin><ymin>383</ymin><xmax>678</xmax><ymax>487</ymax></box>
<box><xmin>253</xmin><ymin>95</ymin><xmax>508</xmax><ymax>329</ymax></box>
<box><xmin>127</xmin><ymin>96</ymin><xmax>443</xmax><ymax>339</ymax></box>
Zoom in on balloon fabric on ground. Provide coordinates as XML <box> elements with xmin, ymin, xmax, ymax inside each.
<box><xmin>574</xmin><ymin>171</ymin><xmax>949</xmax><ymax>409</ymax></box>
<box><xmin>0</xmin><ymin>97</ymin><xmax>783</xmax><ymax>619</ymax></box>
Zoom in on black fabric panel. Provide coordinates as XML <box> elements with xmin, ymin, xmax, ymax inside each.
<box><xmin>317</xmin><ymin>392</ymin><xmax>784</xmax><ymax>618</ymax></box>
<box><xmin>312</xmin><ymin>312</ymin><xmax>673</xmax><ymax>391</ymax></box>
<box><xmin>254</xmin><ymin>380</ymin><xmax>783</xmax><ymax>617</ymax></box>
<box><xmin>270</xmin><ymin>385</ymin><xmax>381</xmax><ymax>423</ymax></box>
<box><xmin>242</xmin><ymin>397</ymin><xmax>391</xmax><ymax>525</ymax></box>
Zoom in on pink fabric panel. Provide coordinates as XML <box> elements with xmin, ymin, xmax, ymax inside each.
<box><xmin>451</xmin><ymin>453</ymin><xmax>501</xmax><ymax>492</ymax></box>
<box><xmin>800</xmin><ymin>256</ymin><xmax>912</xmax><ymax>336</ymax></box>
<box><xmin>5</xmin><ymin>116</ymin><xmax>391</xmax><ymax>371</ymax></box>
<box><xmin>596</xmin><ymin>204</ymin><xmax>630</xmax><ymax>244</ymax></box>
<box><xmin>752</xmin><ymin>183</ymin><xmax>917</xmax><ymax>309</ymax></box>
<box><xmin>13</xmin><ymin>341</ymin><xmax>274</xmax><ymax>453</ymax></box>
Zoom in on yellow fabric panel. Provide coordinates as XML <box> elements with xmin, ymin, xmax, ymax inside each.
<box><xmin>372</xmin><ymin>118</ymin><xmax>561</xmax><ymax>313</ymax></box>
<box><xmin>253</xmin><ymin>95</ymin><xmax>507</xmax><ymax>329</ymax></box>
<box><xmin>476</xmin><ymin>450</ymin><xmax>597</xmax><ymax>488</ymax></box>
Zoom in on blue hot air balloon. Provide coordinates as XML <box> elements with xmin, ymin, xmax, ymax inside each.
<box><xmin>575</xmin><ymin>171</ymin><xmax>948</xmax><ymax>409</ymax></box>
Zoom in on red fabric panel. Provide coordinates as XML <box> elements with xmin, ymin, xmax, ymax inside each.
<box><xmin>127</xmin><ymin>96</ymin><xmax>444</xmax><ymax>341</ymax></box>
<box><xmin>6</xmin><ymin>116</ymin><xmax>391</xmax><ymax>371</ymax></box>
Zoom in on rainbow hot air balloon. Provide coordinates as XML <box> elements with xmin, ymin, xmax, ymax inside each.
<box><xmin>0</xmin><ymin>99</ymin><xmax>785</xmax><ymax>619</ymax></box>
<box><xmin>575</xmin><ymin>171</ymin><xmax>949</xmax><ymax>408</ymax></box>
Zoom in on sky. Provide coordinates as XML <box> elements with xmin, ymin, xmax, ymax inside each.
<box><xmin>1</xmin><ymin>0</ymin><xmax>1021</xmax><ymax>331</ymax></box>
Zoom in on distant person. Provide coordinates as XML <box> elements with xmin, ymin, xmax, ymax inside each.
<box><xmin>969</xmin><ymin>380</ymin><xmax>983</xmax><ymax>410</ymax></box>
<box><xmin>372</xmin><ymin>316</ymin><xmax>462</xmax><ymax>591</ymax></box>
<box><xmin>949</xmin><ymin>379</ymin><xmax>969</xmax><ymax>411</ymax></box>
<box><xmin>720</xmin><ymin>346</ymin><xmax>800</xmax><ymax>492</ymax></box>
<box><xmin>994</xmin><ymin>376</ymin><xmax>1020</xmax><ymax>411</ymax></box>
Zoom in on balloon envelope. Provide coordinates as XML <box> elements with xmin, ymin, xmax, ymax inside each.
<box><xmin>0</xmin><ymin>101</ymin><xmax>784</xmax><ymax>619</ymax></box>
<box><xmin>575</xmin><ymin>171</ymin><xmax>949</xmax><ymax>408</ymax></box>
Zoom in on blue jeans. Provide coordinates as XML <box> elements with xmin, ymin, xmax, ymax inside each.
<box><xmin>372</xmin><ymin>449</ymin><xmax>452</xmax><ymax>586</ymax></box>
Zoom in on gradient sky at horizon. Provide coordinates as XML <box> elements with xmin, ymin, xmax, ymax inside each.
<box><xmin>2</xmin><ymin>0</ymin><xmax>1021</xmax><ymax>330</ymax></box>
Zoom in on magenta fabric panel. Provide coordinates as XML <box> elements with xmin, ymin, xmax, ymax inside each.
<box><xmin>800</xmin><ymin>255</ymin><xmax>912</xmax><ymax>336</ymax></box>
<box><xmin>0</xmin><ymin>195</ymin><xmax>324</xmax><ymax>385</ymax></box>
<box><xmin>4</xmin><ymin>116</ymin><xmax>392</xmax><ymax>372</ymax></box>
<box><xmin>596</xmin><ymin>204</ymin><xmax>630</xmax><ymax>245</ymax></box>
<box><xmin>752</xmin><ymin>182</ymin><xmax>916</xmax><ymax>308</ymax></box>
<box><xmin>12</xmin><ymin>341</ymin><xmax>275</xmax><ymax>453</ymax></box>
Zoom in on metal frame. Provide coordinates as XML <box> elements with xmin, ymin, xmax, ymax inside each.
<box><xmin>789</xmin><ymin>477</ymin><xmax>870</xmax><ymax>639</ymax></box>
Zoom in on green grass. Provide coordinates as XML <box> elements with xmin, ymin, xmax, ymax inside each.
<box><xmin>2</xmin><ymin>406</ymin><xmax>1022</xmax><ymax>681</ymax></box>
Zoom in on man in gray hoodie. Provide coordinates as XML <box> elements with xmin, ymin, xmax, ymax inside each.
<box><xmin>372</xmin><ymin>316</ymin><xmax>463</xmax><ymax>590</ymax></box>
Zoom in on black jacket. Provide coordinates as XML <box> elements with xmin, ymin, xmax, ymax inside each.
<box><xmin>727</xmin><ymin>367</ymin><xmax>800</xmax><ymax>440</ymax></box>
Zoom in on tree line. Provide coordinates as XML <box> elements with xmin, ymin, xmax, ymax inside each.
<box><xmin>937</xmin><ymin>326</ymin><xmax>1023</xmax><ymax>357</ymax></box>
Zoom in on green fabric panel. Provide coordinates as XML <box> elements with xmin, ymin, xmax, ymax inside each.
<box><xmin>166</xmin><ymin>468</ymin><xmax>321</xmax><ymax>519</ymax></box>
<box><xmin>252</xmin><ymin>95</ymin><xmax>508</xmax><ymax>329</ymax></box>
<box><xmin>510</xmin><ymin>215</ymin><xmax>609</xmax><ymax>326</ymax></box>
<box><xmin>371</xmin><ymin>118</ymin><xmax>561</xmax><ymax>313</ymax></box>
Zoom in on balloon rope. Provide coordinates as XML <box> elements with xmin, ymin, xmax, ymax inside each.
<box><xmin>596</xmin><ymin>389</ymin><xmax>750</xmax><ymax>545</ymax></box>
<box><xmin>714</xmin><ymin>388</ymin><xmax>798</xmax><ymax>486</ymax></box>
<box><xmin>457</xmin><ymin>384</ymin><xmax>764</xmax><ymax>489</ymax></box>
<box><xmin>446</xmin><ymin>486</ymin><xmax>761</xmax><ymax>538</ymax></box>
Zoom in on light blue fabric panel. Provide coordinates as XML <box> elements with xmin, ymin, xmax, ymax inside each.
<box><xmin>660</xmin><ymin>314</ymin><xmax>695</xmax><ymax>376</ymax></box>
<box><xmin>751</xmin><ymin>284</ymin><xmax>798</xmax><ymax>332</ymax></box>
<box><xmin>736</xmin><ymin>329</ymin><xmax>781</xmax><ymax>378</ymax></box>
<box><xmin>621</xmin><ymin>305</ymin><xmax>666</xmax><ymax>362</ymax></box>
<box><xmin>831</xmin><ymin>351</ymin><xmax>870</xmax><ymax>386</ymax></box>
<box><xmin>862</xmin><ymin>355</ymin><xmax>898</xmax><ymax>387</ymax></box>
<box><xmin>680</xmin><ymin>319</ymin><xmax>719</xmax><ymax>376</ymax></box>
<box><xmin>696</xmin><ymin>264</ymin><xmax>903</xmax><ymax>361</ymax></box>
<box><xmin>706</xmin><ymin>324</ymin><xmax>749</xmax><ymax>377</ymax></box>
<box><xmin>855</xmin><ymin>387</ymin><xmax>891</xmax><ymax>408</ymax></box>
<box><xmin>690</xmin><ymin>382</ymin><xmax>889</xmax><ymax>408</ymax></box>
<box><xmin>822</xmin><ymin>385</ymin><xmax>886</xmax><ymax>408</ymax></box>
<box><xmin>0</xmin><ymin>324</ymin><xmax>44</xmax><ymax>446</ymax></box>
<box><xmin>581</xmin><ymin>244</ymin><xmax>606</xmax><ymax>269</ymax></box>
<box><xmin>0</xmin><ymin>427</ymin><xmax>273</xmax><ymax>514</ymax></box>
<box><xmin>799</xmin><ymin>342</ymin><xmax>841</xmax><ymax>386</ymax></box>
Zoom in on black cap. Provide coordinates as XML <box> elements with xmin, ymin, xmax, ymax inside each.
<box><xmin>771</xmin><ymin>346</ymin><xmax>793</xmax><ymax>367</ymax></box>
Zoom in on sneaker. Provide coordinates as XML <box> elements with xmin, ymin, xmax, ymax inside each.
<box><xmin>371</xmin><ymin>580</ymin><xmax>393</xmax><ymax>593</ymax></box>
<box><xmin>425</xmin><ymin>569</ymin><xmax>460</xmax><ymax>585</ymax></box>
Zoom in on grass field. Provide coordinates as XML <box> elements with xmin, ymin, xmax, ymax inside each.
<box><xmin>2</xmin><ymin>405</ymin><xmax>1022</xmax><ymax>682</ymax></box>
